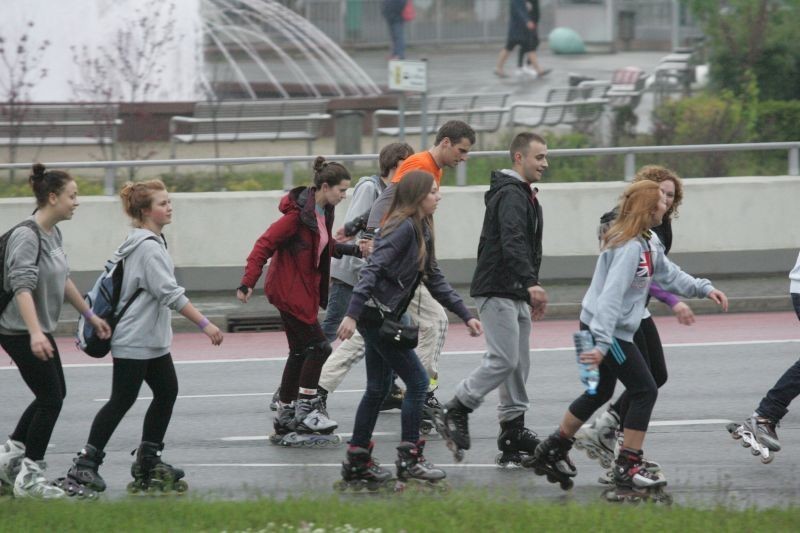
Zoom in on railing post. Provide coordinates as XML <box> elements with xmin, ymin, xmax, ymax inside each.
<box><xmin>624</xmin><ymin>152</ymin><xmax>636</xmax><ymax>181</ymax></box>
<box><xmin>789</xmin><ymin>146</ymin><xmax>799</xmax><ymax>176</ymax></box>
<box><xmin>456</xmin><ymin>161</ymin><xmax>467</xmax><ymax>186</ymax></box>
<box><xmin>104</xmin><ymin>166</ymin><xmax>115</xmax><ymax>196</ymax></box>
<box><xmin>283</xmin><ymin>162</ymin><xmax>294</xmax><ymax>190</ymax></box>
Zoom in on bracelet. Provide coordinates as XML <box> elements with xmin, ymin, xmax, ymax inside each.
<box><xmin>238</xmin><ymin>284</ymin><xmax>250</xmax><ymax>293</ymax></box>
<box><xmin>197</xmin><ymin>317</ymin><xmax>210</xmax><ymax>330</ymax></box>
<box><xmin>82</xmin><ymin>309</ymin><xmax>95</xmax><ymax>320</ymax></box>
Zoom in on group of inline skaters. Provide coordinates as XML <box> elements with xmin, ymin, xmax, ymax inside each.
<box><xmin>1</xmin><ymin>120</ymin><xmax>798</xmax><ymax>502</ymax></box>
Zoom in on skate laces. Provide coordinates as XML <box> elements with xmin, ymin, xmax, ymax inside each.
<box><xmin>425</xmin><ymin>393</ymin><xmax>441</xmax><ymax>409</ymax></box>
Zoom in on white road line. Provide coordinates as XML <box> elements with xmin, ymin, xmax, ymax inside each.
<box><xmin>3</xmin><ymin>338</ymin><xmax>799</xmax><ymax>372</ymax></box>
<box><xmin>92</xmin><ymin>389</ymin><xmax>367</xmax><ymax>402</ymax></box>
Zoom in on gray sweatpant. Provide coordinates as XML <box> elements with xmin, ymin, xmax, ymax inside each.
<box><xmin>454</xmin><ymin>296</ymin><xmax>531</xmax><ymax>423</ymax></box>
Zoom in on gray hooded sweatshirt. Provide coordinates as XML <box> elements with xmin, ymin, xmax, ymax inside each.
<box><xmin>580</xmin><ymin>234</ymin><xmax>713</xmax><ymax>357</ymax></box>
<box><xmin>1</xmin><ymin>217</ymin><xmax>68</xmax><ymax>335</ymax></box>
<box><xmin>110</xmin><ymin>228</ymin><xmax>189</xmax><ymax>359</ymax></box>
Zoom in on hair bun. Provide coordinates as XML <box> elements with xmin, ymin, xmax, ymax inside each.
<box><xmin>313</xmin><ymin>156</ymin><xmax>327</xmax><ymax>174</ymax></box>
<box><xmin>31</xmin><ymin>163</ymin><xmax>46</xmax><ymax>179</ymax></box>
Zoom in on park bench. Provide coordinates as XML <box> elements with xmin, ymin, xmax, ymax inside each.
<box><xmin>0</xmin><ymin>104</ymin><xmax>121</xmax><ymax>159</ymax></box>
<box><xmin>169</xmin><ymin>99</ymin><xmax>331</xmax><ymax>159</ymax></box>
<box><xmin>508</xmin><ymin>87</ymin><xmax>608</xmax><ymax>132</ymax></box>
<box><xmin>371</xmin><ymin>92</ymin><xmax>510</xmax><ymax>151</ymax></box>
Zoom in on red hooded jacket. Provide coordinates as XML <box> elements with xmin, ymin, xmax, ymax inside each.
<box><xmin>241</xmin><ymin>186</ymin><xmax>336</xmax><ymax>325</ymax></box>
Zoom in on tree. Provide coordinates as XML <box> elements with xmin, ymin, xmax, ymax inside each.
<box><xmin>0</xmin><ymin>21</ymin><xmax>50</xmax><ymax>181</ymax></box>
<box><xmin>69</xmin><ymin>0</ymin><xmax>181</xmax><ymax>178</ymax></box>
<box><xmin>683</xmin><ymin>0</ymin><xmax>800</xmax><ymax>101</ymax></box>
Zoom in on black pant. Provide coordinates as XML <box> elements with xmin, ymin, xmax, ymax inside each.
<box><xmin>278</xmin><ymin>311</ymin><xmax>329</xmax><ymax>403</ymax></box>
<box><xmin>87</xmin><ymin>354</ymin><xmax>178</xmax><ymax>451</ymax></box>
<box><xmin>0</xmin><ymin>333</ymin><xmax>65</xmax><ymax>461</ymax></box>
<box><xmin>569</xmin><ymin>323</ymin><xmax>658</xmax><ymax>432</ymax></box>
<box><xmin>611</xmin><ymin>316</ymin><xmax>668</xmax><ymax>425</ymax></box>
<box><xmin>755</xmin><ymin>293</ymin><xmax>800</xmax><ymax>421</ymax></box>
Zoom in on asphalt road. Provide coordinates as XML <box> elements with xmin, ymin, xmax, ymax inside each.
<box><xmin>1</xmin><ymin>312</ymin><xmax>798</xmax><ymax>507</ymax></box>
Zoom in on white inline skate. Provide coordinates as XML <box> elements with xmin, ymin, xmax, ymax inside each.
<box><xmin>727</xmin><ymin>414</ymin><xmax>780</xmax><ymax>464</ymax></box>
<box><xmin>270</xmin><ymin>398</ymin><xmax>342</xmax><ymax>448</ymax></box>
<box><xmin>574</xmin><ymin>408</ymin><xmax>620</xmax><ymax>469</ymax></box>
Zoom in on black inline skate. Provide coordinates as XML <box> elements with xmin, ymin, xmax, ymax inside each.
<box><xmin>603</xmin><ymin>447</ymin><xmax>671</xmax><ymax>504</ymax></box>
<box><xmin>426</xmin><ymin>396</ymin><xmax>471</xmax><ymax>462</ymax></box>
<box><xmin>127</xmin><ymin>441</ymin><xmax>187</xmax><ymax>495</ymax></box>
<box><xmin>727</xmin><ymin>414</ymin><xmax>780</xmax><ymax>464</ymax></box>
<box><xmin>420</xmin><ymin>391</ymin><xmax>441</xmax><ymax>436</ymax></box>
<box><xmin>496</xmin><ymin>415</ymin><xmax>541</xmax><ymax>468</ymax></box>
<box><xmin>523</xmin><ymin>430</ymin><xmax>577</xmax><ymax>490</ymax></box>
<box><xmin>58</xmin><ymin>444</ymin><xmax>107</xmax><ymax>493</ymax></box>
<box><xmin>395</xmin><ymin>440</ymin><xmax>448</xmax><ymax>492</ymax></box>
<box><xmin>380</xmin><ymin>381</ymin><xmax>405</xmax><ymax>412</ymax></box>
<box><xmin>334</xmin><ymin>442</ymin><xmax>396</xmax><ymax>493</ymax></box>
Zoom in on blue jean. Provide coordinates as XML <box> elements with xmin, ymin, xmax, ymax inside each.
<box><xmin>321</xmin><ymin>279</ymin><xmax>354</xmax><ymax>343</ymax></box>
<box><xmin>387</xmin><ymin>20</ymin><xmax>405</xmax><ymax>59</ymax></box>
<box><xmin>349</xmin><ymin>314</ymin><xmax>428</xmax><ymax>447</ymax></box>
<box><xmin>756</xmin><ymin>293</ymin><xmax>800</xmax><ymax>421</ymax></box>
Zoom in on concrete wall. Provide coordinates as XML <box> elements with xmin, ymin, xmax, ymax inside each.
<box><xmin>2</xmin><ymin>176</ymin><xmax>797</xmax><ymax>290</ymax></box>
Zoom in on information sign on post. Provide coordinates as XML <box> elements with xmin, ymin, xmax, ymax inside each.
<box><xmin>388</xmin><ymin>60</ymin><xmax>428</xmax><ymax>148</ymax></box>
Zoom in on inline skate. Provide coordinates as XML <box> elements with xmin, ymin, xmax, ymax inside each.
<box><xmin>269</xmin><ymin>385</ymin><xmax>281</xmax><ymax>412</ymax></box>
<box><xmin>127</xmin><ymin>441</ymin><xmax>188</xmax><ymax>495</ymax></box>
<box><xmin>597</xmin><ymin>434</ymin><xmax>665</xmax><ymax>485</ymax></box>
<box><xmin>395</xmin><ymin>440</ymin><xmax>448</xmax><ymax>492</ymax></box>
<box><xmin>270</xmin><ymin>398</ymin><xmax>342</xmax><ymax>448</ymax></box>
<box><xmin>53</xmin><ymin>444</ymin><xmax>105</xmax><ymax>498</ymax></box>
<box><xmin>0</xmin><ymin>439</ymin><xmax>24</xmax><ymax>497</ymax></box>
<box><xmin>603</xmin><ymin>447</ymin><xmax>671</xmax><ymax>504</ymax></box>
<box><xmin>334</xmin><ymin>442</ymin><xmax>396</xmax><ymax>493</ymax></box>
<box><xmin>427</xmin><ymin>397</ymin><xmax>471</xmax><ymax>462</ymax></box>
<box><xmin>13</xmin><ymin>458</ymin><xmax>74</xmax><ymax>500</ymax></box>
<box><xmin>727</xmin><ymin>414</ymin><xmax>780</xmax><ymax>464</ymax></box>
<box><xmin>495</xmin><ymin>415</ymin><xmax>541</xmax><ymax>468</ymax></box>
<box><xmin>574</xmin><ymin>408</ymin><xmax>619</xmax><ymax>469</ymax></box>
<box><xmin>419</xmin><ymin>391</ymin><xmax>441</xmax><ymax>436</ymax></box>
<box><xmin>380</xmin><ymin>381</ymin><xmax>405</xmax><ymax>412</ymax></box>
<box><xmin>523</xmin><ymin>430</ymin><xmax>577</xmax><ymax>490</ymax></box>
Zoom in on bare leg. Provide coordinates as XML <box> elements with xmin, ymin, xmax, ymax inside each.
<box><xmin>558</xmin><ymin>410</ymin><xmax>584</xmax><ymax>438</ymax></box>
<box><xmin>526</xmin><ymin>51</ymin><xmax>547</xmax><ymax>75</ymax></box>
<box><xmin>621</xmin><ymin>428</ymin><xmax>645</xmax><ymax>451</ymax></box>
<box><xmin>495</xmin><ymin>48</ymin><xmax>511</xmax><ymax>76</ymax></box>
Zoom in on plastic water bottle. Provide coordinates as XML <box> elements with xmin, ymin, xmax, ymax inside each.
<box><xmin>573</xmin><ymin>330</ymin><xmax>600</xmax><ymax>396</ymax></box>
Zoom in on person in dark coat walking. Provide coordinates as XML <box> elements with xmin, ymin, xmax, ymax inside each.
<box><xmin>383</xmin><ymin>0</ymin><xmax>408</xmax><ymax>59</ymax></box>
<box><xmin>495</xmin><ymin>0</ymin><xmax>549</xmax><ymax>78</ymax></box>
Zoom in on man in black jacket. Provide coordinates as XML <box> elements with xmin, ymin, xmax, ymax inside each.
<box><xmin>440</xmin><ymin>132</ymin><xmax>549</xmax><ymax>463</ymax></box>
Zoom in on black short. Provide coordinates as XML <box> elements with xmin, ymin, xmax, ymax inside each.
<box><xmin>505</xmin><ymin>31</ymin><xmax>539</xmax><ymax>53</ymax></box>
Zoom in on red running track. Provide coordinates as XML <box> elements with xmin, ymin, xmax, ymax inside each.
<box><xmin>32</xmin><ymin>311</ymin><xmax>799</xmax><ymax>366</ymax></box>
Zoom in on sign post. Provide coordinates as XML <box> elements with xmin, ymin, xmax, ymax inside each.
<box><xmin>388</xmin><ymin>59</ymin><xmax>428</xmax><ymax>149</ymax></box>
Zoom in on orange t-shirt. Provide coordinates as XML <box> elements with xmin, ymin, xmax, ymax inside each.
<box><xmin>390</xmin><ymin>151</ymin><xmax>442</xmax><ymax>184</ymax></box>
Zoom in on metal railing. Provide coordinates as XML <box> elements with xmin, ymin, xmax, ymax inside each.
<box><xmin>0</xmin><ymin>141</ymin><xmax>797</xmax><ymax>195</ymax></box>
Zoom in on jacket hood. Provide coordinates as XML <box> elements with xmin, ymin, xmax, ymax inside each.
<box><xmin>279</xmin><ymin>185</ymin><xmax>333</xmax><ymax>230</ymax></box>
<box><xmin>114</xmin><ymin>228</ymin><xmax>164</xmax><ymax>260</ymax></box>
<box><xmin>279</xmin><ymin>186</ymin><xmax>308</xmax><ymax>215</ymax></box>
<box><xmin>486</xmin><ymin>169</ymin><xmax>532</xmax><ymax>203</ymax></box>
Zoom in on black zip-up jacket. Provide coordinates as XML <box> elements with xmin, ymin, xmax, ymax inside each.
<box><xmin>470</xmin><ymin>170</ymin><xmax>543</xmax><ymax>301</ymax></box>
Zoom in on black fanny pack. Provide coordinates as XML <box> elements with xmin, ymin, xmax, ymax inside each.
<box><xmin>373</xmin><ymin>273</ymin><xmax>422</xmax><ymax>350</ymax></box>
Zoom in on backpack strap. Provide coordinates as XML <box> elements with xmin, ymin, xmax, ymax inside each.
<box><xmin>111</xmin><ymin>235</ymin><xmax>165</xmax><ymax>325</ymax></box>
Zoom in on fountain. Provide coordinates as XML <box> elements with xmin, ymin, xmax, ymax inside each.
<box><xmin>2</xmin><ymin>0</ymin><xmax>380</xmax><ymax>102</ymax></box>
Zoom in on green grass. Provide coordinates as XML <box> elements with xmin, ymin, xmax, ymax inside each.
<box><xmin>1</xmin><ymin>492</ymin><xmax>797</xmax><ymax>533</ymax></box>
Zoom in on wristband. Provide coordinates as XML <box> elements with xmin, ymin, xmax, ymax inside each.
<box><xmin>82</xmin><ymin>309</ymin><xmax>95</xmax><ymax>320</ymax></box>
<box><xmin>197</xmin><ymin>317</ymin><xmax>210</xmax><ymax>330</ymax></box>
<box><xmin>238</xmin><ymin>284</ymin><xmax>250</xmax><ymax>293</ymax></box>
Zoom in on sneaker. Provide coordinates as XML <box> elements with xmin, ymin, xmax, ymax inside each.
<box><xmin>14</xmin><ymin>458</ymin><xmax>66</xmax><ymax>499</ymax></box>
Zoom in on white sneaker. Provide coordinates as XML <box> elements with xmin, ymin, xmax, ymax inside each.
<box><xmin>13</xmin><ymin>458</ymin><xmax>66</xmax><ymax>499</ymax></box>
<box><xmin>0</xmin><ymin>439</ymin><xmax>25</xmax><ymax>485</ymax></box>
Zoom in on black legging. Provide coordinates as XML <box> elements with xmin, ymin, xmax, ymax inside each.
<box><xmin>278</xmin><ymin>311</ymin><xmax>330</xmax><ymax>403</ymax></box>
<box><xmin>1</xmin><ymin>333</ymin><xmax>65</xmax><ymax>461</ymax></box>
<box><xmin>87</xmin><ymin>354</ymin><xmax>178</xmax><ymax>451</ymax></box>
<box><xmin>611</xmin><ymin>316</ymin><xmax>668</xmax><ymax>424</ymax></box>
<box><xmin>569</xmin><ymin>324</ymin><xmax>658</xmax><ymax>432</ymax></box>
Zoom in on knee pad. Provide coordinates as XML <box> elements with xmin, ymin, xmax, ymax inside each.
<box><xmin>303</xmin><ymin>341</ymin><xmax>332</xmax><ymax>361</ymax></box>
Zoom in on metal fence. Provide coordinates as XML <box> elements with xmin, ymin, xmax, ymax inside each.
<box><xmin>1</xmin><ymin>142</ymin><xmax>797</xmax><ymax>195</ymax></box>
<box><xmin>271</xmin><ymin>0</ymin><xmax>701</xmax><ymax>48</ymax></box>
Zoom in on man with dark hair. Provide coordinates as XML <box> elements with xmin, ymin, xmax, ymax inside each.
<box><xmin>362</xmin><ymin>120</ymin><xmax>476</xmax><ymax>422</ymax></box>
<box><xmin>440</xmin><ymin>131</ymin><xmax>549</xmax><ymax>463</ymax></box>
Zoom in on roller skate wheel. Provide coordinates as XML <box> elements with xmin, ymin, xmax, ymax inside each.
<box><xmin>574</xmin><ymin>440</ymin><xmax>585</xmax><ymax>450</ymax></box>
<box><xmin>126</xmin><ymin>481</ymin><xmax>140</xmax><ymax>494</ymax></box>
<box><xmin>750</xmin><ymin>447</ymin><xmax>760</xmax><ymax>456</ymax></box>
<box><xmin>600</xmin><ymin>458</ymin><xmax>612</xmax><ymax>469</ymax></box>
<box><xmin>173</xmin><ymin>480</ymin><xmax>188</xmax><ymax>493</ymax></box>
<box><xmin>454</xmin><ymin>449</ymin><xmax>465</xmax><ymax>463</ymax></box>
<box><xmin>587</xmin><ymin>450</ymin><xmax>597</xmax><ymax>459</ymax></box>
<box><xmin>546</xmin><ymin>474</ymin><xmax>556</xmax><ymax>483</ymax></box>
<box><xmin>740</xmin><ymin>439</ymin><xmax>751</xmax><ymax>448</ymax></box>
<box><xmin>760</xmin><ymin>453</ymin><xmax>774</xmax><ymax>464</ymax></box>
<box><xmin>420</xmin><ymin>424</ymin><xmax>432</xmax><ymax>435</ymax></box>
<box><xmin>560</xmin><ymin>479</ymin><xmax>574</xmax><ymax>490</ymax></box>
